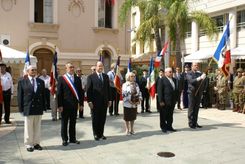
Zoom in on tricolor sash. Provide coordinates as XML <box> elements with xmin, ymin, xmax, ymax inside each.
<box><xmin>63</xmin><ymin>74</ymin><xmax>79</xmax><ymax>101</ymax></box>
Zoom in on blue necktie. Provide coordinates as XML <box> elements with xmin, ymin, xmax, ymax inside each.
<box><xmin>99</xmin><ymin>74</ymin><xmax>103</xmax><ymax>82</ymax></box>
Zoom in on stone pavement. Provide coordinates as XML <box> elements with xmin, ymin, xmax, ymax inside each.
<box><xmin>0</xmin><ymin>103</ymin><xmax>245</xmax><ymax>164</ymax></box>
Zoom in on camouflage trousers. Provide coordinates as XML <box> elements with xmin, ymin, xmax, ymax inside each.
<box><xmin>233</xmin><ymin>92</ymin><xmax>244</xmax><ymax>108</ymax></box>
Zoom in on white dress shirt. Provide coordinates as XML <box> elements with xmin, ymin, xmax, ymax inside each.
<box><xmin>1</xmin><ymin>72</ymin><xmax>14</xmax><ymax>94</ymax></box>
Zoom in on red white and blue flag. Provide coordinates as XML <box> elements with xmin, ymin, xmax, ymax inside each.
<box><xmin>50</xmin><ymin>50</ymin><xmax>58</xmax><ymax>95</ymax></box>
<box><xmin>23</xmin><ymin>49</ymin><xmax>31</xmax><ymax>75</ymax></box>
<box><xmin>154</xmin><ymin>41</ymin><xmax>168</xmax><ymax>68</ymax></box>
<box><xmin>127</xmin><ymin>57</ymin><xmax>132</xmax><ymax>73</ymax></box>
<box><xmin>213</xmin><ymin>21</ymin><xmax>231</xmax><ymax>77</ymax></box>
<box><xmin>147</xmin><ymin>57</ymin><xmax>156</xmax><ymax>98</ymax></box>
<box><xmin>114</xmin><ymin>56</ymin><xmax>122</xmax><ymax>94</ymax></box>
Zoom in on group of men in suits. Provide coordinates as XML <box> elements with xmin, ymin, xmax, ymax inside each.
<box><xmin>17</xmin><ymin>61</ymin><xmax>112</xmax><ymax>152</ymax></box>
<box><xmin>156</xmin><ymin>63</ymin><xmax>206</xmax><ymax>133</ymax></box>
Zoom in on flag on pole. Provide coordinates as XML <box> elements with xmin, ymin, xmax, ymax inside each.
<box><xmin>0</xmin><ymin>48</ymin><xmax>2</xmax><ymax>61</ymax></box>
<box><xmin>99</xmin><ymin>53</ymin><xmax>103</xmax><ymax>62</ymax></box>
<box><xmin>23</xmin><ymin>49</ymin><xmax>31</xmax><ymax>75</ymax></box>
<box><xmin>106</xmin><ymin>0</ymin><xmax>115</xmax><ymax>6</ymax></box>
<box><xmin>114</xmin><ymin>56</ymin><xmax>122</xmax><ymax>94</ymax></box>
<box><xmin>127</xmin><ymin>57</ymin><xmax>132</xmax><ymax>73</ymax></box>
<box><xmin>50</xmin><ymin>49</ymin><xmax>58</xmax><ymax>95</ymax></box>
<box><xmin>154</xmin><ymin>41</ymin><xmax>169</xmax><ymax>68</ymax></box>
<box><xmin>147</xmin><ymin>57</ymin><xmax>156</xmax><ymax>98</ymax></box>
<box><xmin>0</xmin><ymin>49</ymin><xmax>3</xmax><ymax>103</ymax></box>
<box><xmin>213</xmin><ymin>21</ymin><xmax>231</xmax><ymax>77</ymax></box>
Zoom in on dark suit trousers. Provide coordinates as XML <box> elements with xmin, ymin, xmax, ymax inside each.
<box><xmin>92</xmin><ymin>104</ymin><xmax>107</xmax><ymax>137</ymax></box>
<box><xmin>0</xmin><ymin>89</ymin><xmax>11</xmax><ymax>123</ymax></box>
<box><xmin>45</xmin><ymin>88</ymin><xmax>50</xmax><ymax>109</ymax></box>
<box><xmin>109</xmin><ymin>90</ymin><xmax>120</xmax><ymax>115</ymax></box>
<box><xmin>141</xmin><ymin>94</ymin><xmax>150</xmax><ymax>111</ymax></box>
<box><xmin>188</xmin><ymin>93</ymin><xmax>201</xmax><ymax>127</ymax></box>
<box><xmin>61</xmin><ymin>109</ymin><xmax>77</xmax><ymax>142</ymax></box>
<box><xmin>159</xmin><ymin>104</ymin><xmax>174</xmax><ymax>130</ymax></box>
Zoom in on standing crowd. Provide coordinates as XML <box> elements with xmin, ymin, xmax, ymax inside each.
<box><xmin>0</xmin><ymin>60</ymin><xmax>244</xmax><ymax>152</ymax></box>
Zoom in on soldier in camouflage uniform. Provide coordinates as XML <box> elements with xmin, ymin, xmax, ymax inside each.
<box><xmin>214</xmin><ymin>71</ymin><xmax>228</xmax><ymax>110</ymax></box>
<box><xmin>232</xmin><ymin>68</ymin><xmax>245</xmax><ymax>113</ymax></box>
<box><xmin>207</xmin><ymin>67</ymin><xmax>216</xmax><ymax>107</ymax></box>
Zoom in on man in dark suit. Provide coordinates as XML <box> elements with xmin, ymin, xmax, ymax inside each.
<box><xmin>57</xmin><ymin>62</ymin><xmax>84</xmax><ymax>146</ymax></box>
<box><xmin>155</xmin><ymin>69</ymin><xmax>164</xmax><ymax>112</ymax></box>
<box><xmin>17</xmin><ymin>65</ymin><xmax>46</xmax><ymax>152</ymax></box>
<box><xmin>86</xmin><ymin>61</ymin><xmax>112</xmax><ymax>141</ymax></box>
<box><xmin>157</xmin><ymin>67</ymin><xmax>178</xmax><ymax>133</ymax></box>
<box><xmin>186</xmin><ymin>62</ymin><xmax>206</xmax><ymax>129</ymax></box>
<box><xmin>139</xmin><ymin>70</ymin><xmax>151</xmax><ymax>113</ymax></box>
<box><xmin>174</xmin><ymin>67</ymin><xmax>184</xmax><ymax>110</ymax></box>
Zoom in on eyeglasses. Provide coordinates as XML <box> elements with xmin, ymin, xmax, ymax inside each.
<box><xmin>30</xmin><ymin>69</ymin><xmax>37</xmax><ymax>71</ymax></box>
<box><xmin>69</xmin><ymin>66</ymin><xmax>74</xmax><ymax>68</ymax></box>
<box><xmin>77</xmin><ymin>70</ymin><xmax>81</xmax><ymax>72</ymax></box>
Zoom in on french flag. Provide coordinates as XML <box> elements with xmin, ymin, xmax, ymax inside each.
<box><xmin>50</xmin><ymin>50</ymin><xmax>58</xmax><ymax>95</ymax></box>
<box><xmin>127</xmin><ymin>57</ymin><xmax>132</xmax><ymax>73</ymax></box>
<box><xmin>147</xmin><ymin>57</ymin><xmax>156</xmax><ymax>98</ymax></box>
<box><xmin>23</xmin><ymin>49</ymin><xmax>31</xmax><ymax>75</ymax></box>
<box><xmin>154</xmin><ymin>41</ymin><xmax>169</xmax><ymax>68</ymax></box>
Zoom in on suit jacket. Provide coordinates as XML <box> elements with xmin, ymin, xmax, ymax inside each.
<box><xmin>186</xmin><ymin>71</ymin><xmax>204</xmax><ymax>95</ymax></box>
<box><xmin>57</xmin><ymin>74</ymin><xmax>84</xmax><ymax>110</ymax></box>
<box><xmin>86</xmin><ymin>72</ymin><xmax>111</xmax><ymax>107</ymax></box>
<box><xmin>139</xmin><ymin>76</ymin><xmax>149</xmax><ymax>97</ymax></box>
<box><xmin>157</xmin><ymin>76</ymin><xmax>177</xmax><ymax>107</ymax></box>
<box><xmin>17</xmin><ymin>77</ymin><xmax>46</xmax><ymax>116</ymax></box>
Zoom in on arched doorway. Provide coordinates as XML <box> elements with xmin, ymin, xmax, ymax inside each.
<box><xmin>33</xmin><ymin>48</ymin><xmax>53</xmax><ymax>75</ymax></box>
<box><xmin>101</xmin><ymin>50</ymin><xmax>111</xmax><ymax>73</ymax></box>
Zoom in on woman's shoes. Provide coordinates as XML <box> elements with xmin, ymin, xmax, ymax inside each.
<box><xmin>130</xmin><ymin>131</ymin><xmax>135</xmax><ymax>135</ymax></box>
<box><xmin>126</xmin><ymin>131</ymin><xmax>131</xmax><ymax>136</ymax></box>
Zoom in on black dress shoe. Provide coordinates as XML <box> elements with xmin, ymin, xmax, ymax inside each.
<box><xmin>27</xmin><ymin>147</ymin><xmax>34</xmax><ymax>152</ymax></box>
<box><xmin>5</xmin><ymin>121</ymin><xmax>12</xmax><ymax>124</ymax></box>
<box><xmin>94</xmin><ymin>136</ymin><xmax>99</xmax><ymax>141</ymax></box>
<box><xmin>101</xmin><ymin>135</ymin><xmax>107</xmax><ymax>140</ymax></box>
<box><xmin>161</xmin><ymin>129</ymin><xmax>167</xmax><ymax>133</ymax></box>
<box><xmin>196</xmin><ymin>124</ymin><xmax>203</xmax><ymax>128</ymax></box>
<box><xmin>34</xmin><ymin>144</ymin><xmax>43</xmax><ymax>150</ymax></box>
<box><xmin>167</xmin><ymin>128</ymin><xmax>177</xmax><ymax>132</ymax></box>
<box><xmin>62</xmin><ymin>141</ymin><xmax>68</xmax><ymax>146</ymax></box>
<box><xmin>189</xmin><ymin>126</ymin><xmax>196</xmax><ymax>129</ymax></box>
<box><xmin>70</xmin><ymin>140</ymin><xmax>80</xmax><ymax>144</ymax></box>
<box><xmin>146</xmin><ymin>110</ymin><xmax>152</xmax><ymax>113</ymax></box>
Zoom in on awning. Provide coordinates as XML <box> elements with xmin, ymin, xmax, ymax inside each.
<box><xmin>0</xmin><ymin>45</ymin><xmax>37</xmax><ymax>64</ymax></box>
<box><xmin>184</xmin><ymin>47</ymin><xmax>245</xmax><ymax>63</ymax></box>
<box><xmin>231</xmin><ymin>46</ymin><xmax>245</xmax><ymax>59</ymax></box>
<box><xmin>183</xmin><ymin>49</ymin><xmax>214</xmax><ymax>63</ymax></box>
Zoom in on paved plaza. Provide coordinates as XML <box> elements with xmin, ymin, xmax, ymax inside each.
<box><xmin>0</xmin><ymin>103</ymin><xmax>245</xmax><ymax>164</ymax></box>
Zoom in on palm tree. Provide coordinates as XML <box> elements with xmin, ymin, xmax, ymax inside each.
<box><xmin>164</xmin><ymin>0</ymin><xmax>218</xmax><ymax>67</ymax></box>
<box><xmin>119</xmin><ymin>0</ymin><xmax>218</xmax><ymax>67</ymax></box>
<box><xmin>119</xmin><ymin>0</ymin><xmax>165</xmax><ymax>55</ymax></box>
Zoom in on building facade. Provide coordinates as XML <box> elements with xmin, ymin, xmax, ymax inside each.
<box><xmin>130</xmin><ymin>0</ymin><xmax>245</xmax><ymax>70</ymax></box>
<box><xmin>0</xmin><ymin>0</ymin><xmax>131</xmax><ymax>82</ymax></box>
<box><xmin>186</xmin><ymin>0</ymin><xmax>245</xmax><ymax>70</ymax></box>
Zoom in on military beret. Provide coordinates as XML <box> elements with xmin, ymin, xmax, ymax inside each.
<box><xmin>237</xmin><ymin>68</ymin><xmax>243</xmax><ymax>72</ymax></box>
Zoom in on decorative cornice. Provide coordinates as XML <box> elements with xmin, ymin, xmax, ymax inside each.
<box><xmin>92</xmin><ymin>27</ymin><xmax>119</xmax><ymax>34</ymax></box>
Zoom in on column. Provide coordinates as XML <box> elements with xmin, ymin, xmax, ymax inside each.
<box><xmin>191</xmin><ymin>21</ymin><xmax>198</xmax><ymax>53</ymax></box>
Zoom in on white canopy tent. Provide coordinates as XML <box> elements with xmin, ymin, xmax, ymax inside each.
<box><xmin>230</xmin><ymin>46</ymin><xmax>245</xmax><ymax>59</ymax></box>
<box><xmin>0</xmin><ymin>45</ymin><xmax>37</xmax><ymax>65</ymax></box>
<box><xmin>184</xmin><ymin>47</ymin><xmax>245</xmax><ymax>63</ymax></box>
<box><xmin>183</xmin><ymin>49</ymin><xmax>214</xmax><ymax>63</ymax></box>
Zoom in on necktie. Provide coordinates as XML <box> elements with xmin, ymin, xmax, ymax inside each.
<box><xmin>99</xmin><ymin>74</ymin><xmax>103</xmax><ymax>82</ymax></box>
<box><xmin>32</xmin><ymin>78</ymin><xmax>35</xmax><ymax>92</ymax></box>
